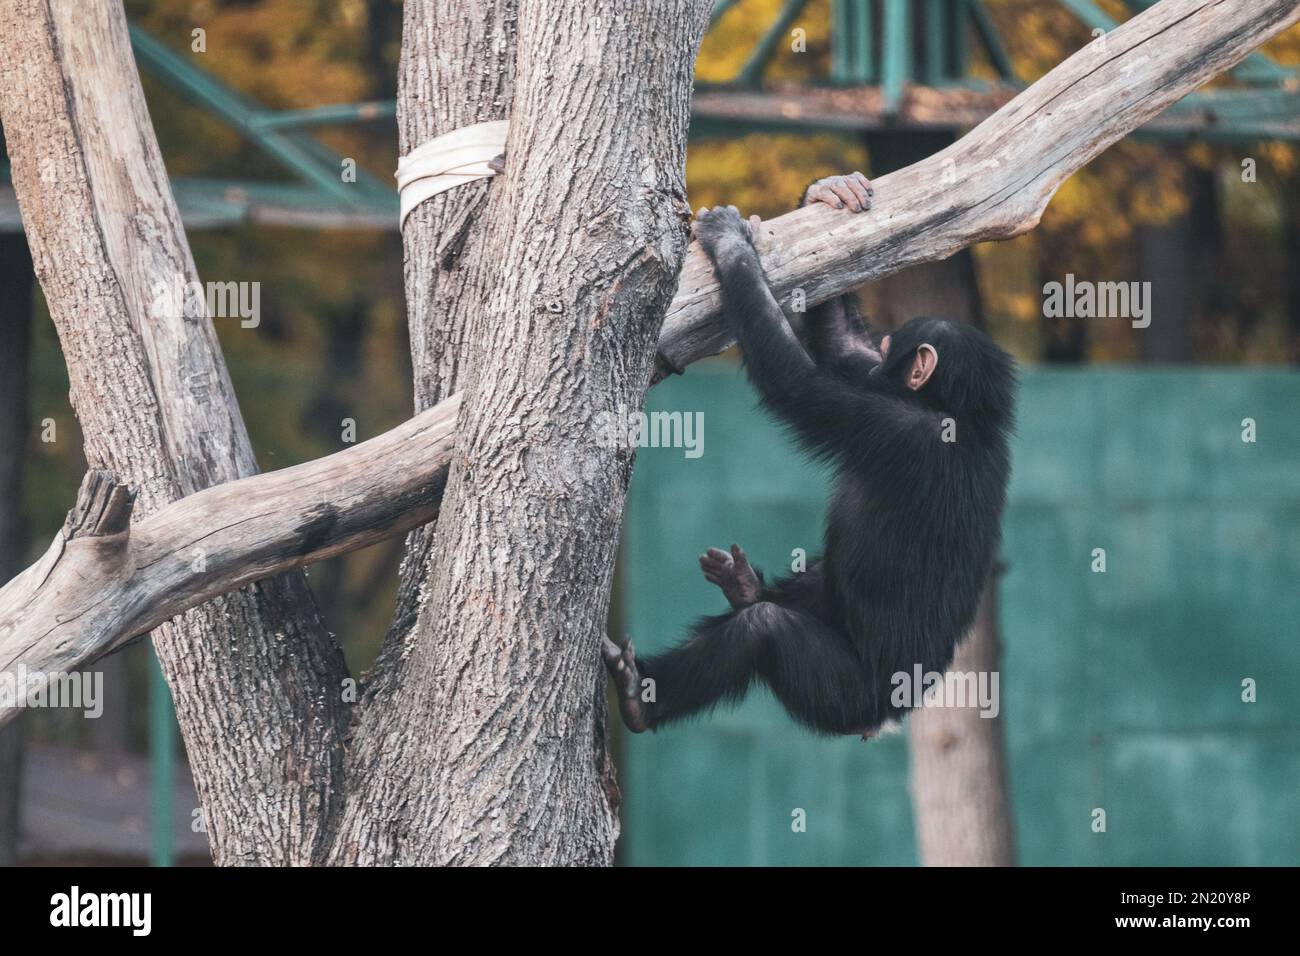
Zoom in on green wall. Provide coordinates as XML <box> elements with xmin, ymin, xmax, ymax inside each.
<box><xmin>619</xmin><ymin>365</ymin><xmax>1300</xmax><ymax>866</ymax></box>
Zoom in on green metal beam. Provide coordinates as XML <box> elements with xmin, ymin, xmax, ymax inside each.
<box><xmin>852</xmin><ymin>0</ymin><xmax>874</xmax><ymax>84</ymax></box>
<box><xmin>148</xmin><ymin>649</ymin><xmax>175</xmax><ymax>867</ymax></box>
<box><xmin>952</xmin><ymin>0</ymin><xmax>971</xmax><ymax>79</ymax></box>
<box><xmin>881</xmin><ymin>0</ymin><xmax>912</xmax><ymax>113</ymax></box>
<box><xmin>736</xmin><ymin>0</ymin><xmax>811</xmax><ymax>87</ymax></box>
<box><xmin>128</xmin><ymin>26</ymin><xmax>389</xmax><ymax>205</ymax></box>
<box><xmin>831</xmin><ymin>0</ymin><xmax>848</xmax><ymax>84</ymax></box>
<box><xmin>689</xmin><ymin>85</ymin><xmax>1300</xmax><ymax>141</ymax></box>
<box><xmin>924</xmin><ymin>0</ymin><xmax>951</xmax><ymax>85</ymax></box>
<box><xmin>966</xmin><ymin>0</ymin><xmax>1016</xmax><ymax>81</ymax></box>
<box><xmin>831</xmin><ymin>0</ymin><xmax>874</xmax><ymax>86</ymax></box>
<box><xmin>247</xmin><ymin>101</ymin><xmax>396</xmax><ymax>132</ymax></box>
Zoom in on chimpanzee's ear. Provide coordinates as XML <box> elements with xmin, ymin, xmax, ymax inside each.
<box><xmin>907</xmin><ymin>344</ymin><xmax>938</xmax><ymax>391</ymax></box>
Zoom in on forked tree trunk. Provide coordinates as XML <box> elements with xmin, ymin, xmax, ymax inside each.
<box><xmin>374</xmin><ymin>0</ymin><xmax>518</xmax><ymax>679</ymax></box>
<box><xmin>908</xmin><ymin>588</ymin><xmax>1017</xmax><ymax>865</ymax></box>
<box><xmin>327</xmin><ymin>0</ymin><xmax>712</xmax><ymax>866</ymax></box>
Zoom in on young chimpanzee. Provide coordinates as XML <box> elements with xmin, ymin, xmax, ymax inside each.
<box><xmin>603</xmin><ymin>173</ymin><xmax>1017</xmax><ymax>738</ymax></box>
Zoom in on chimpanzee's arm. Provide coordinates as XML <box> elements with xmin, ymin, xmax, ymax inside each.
<box><xmin>797</xmin><ymin>173</ymin><xmax>882</xmax><ymax>381</ymax></box>
<box><xmin>694</xmin><ymin>204</ymin><xmax>925</xmax><ymax>464</ymax></box>
<box><xmin>803</xmin><ymin>295</ymin><xmax>882</xmax><ymax>383</ymax></box>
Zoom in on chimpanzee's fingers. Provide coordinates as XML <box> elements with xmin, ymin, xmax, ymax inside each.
<box><xmin>829</xmin><ymin>180</ymin><xmax>864</xmax><ymax>212</ymax></box>
<box><xmin>844</xmin><ymin>172</ymin><xmax>872</xmax><ymax>210</ymax></box>
<box><xmin>808</xmin><ymin>184</ymin><xmax>844</xmax><ymax>209</ymax></box>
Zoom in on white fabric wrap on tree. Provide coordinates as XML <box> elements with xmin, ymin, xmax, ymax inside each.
<box><xmin>395</xmin><ymin>119</ymin><xmax>509</xmax><ymax>227</ymax></box>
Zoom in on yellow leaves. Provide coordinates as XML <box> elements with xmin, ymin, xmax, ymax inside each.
<box><xmin>135</xmin><ymin>0</ymin><xmax>373</xmax><ymax>110</ymax></box>
<box><xmin>1129</xmin><ymin>169</ymin><xmax>1191</xmax><ymax>228</ymax></box>
<box><xmin>697</xmin><ymin>0</ymin><xmax>831</xmax><ymax>86</ymax></box>
<box><xmin>698</xmin><ymin>0</ymin><xmax>777</xmax><ymax>84</ymax></box>
<box><xmin>1003</xmin><ymin>290</ymin><xmax>1044</xmax><ymax>324</ymax></box>
<box><xmin>686</xmin><ymin>133</ymin><xmax>868</xmax><ymax>217</ymax></box>
<box><xmin>1255</xmin><ymin>141</ymin><xmax>1299</xmax><ymax>178</ymax></box>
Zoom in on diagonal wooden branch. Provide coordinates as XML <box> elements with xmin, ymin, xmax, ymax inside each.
<box><xmin>655</xmin><ymin>0</ymin><xmax>1300</xmax><ymax>379</ymax></box>
<box><xmin>3</xmin><ymin>0</ymin><xmax>1297</xmax><ymax>725</ymax></box>
<box><xmin>0</xmin><ymin>396</ymin><xmax>459</xmax><ymax>722</ymax></box>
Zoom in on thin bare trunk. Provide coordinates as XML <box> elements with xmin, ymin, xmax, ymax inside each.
<box><xmin>909</xmin><ymin>588</ymin><xmax>1017</xmax><ymax>865</ymax></box>
<box><xmin>866</xmin><ymin>129</ymin><xmax>1016</xmax><ymax>866</ymax></box>
<box><xmin>0</xmin><ymin>0</ymin><xmax>350</xmax><ymax>865</ymax></box>
<box><xmin>0</xmin><ymin>226</ymin><xmax>32</xmax><ymax>865</ymax></box>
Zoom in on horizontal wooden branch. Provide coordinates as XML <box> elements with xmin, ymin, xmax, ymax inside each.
<box><xmin>3</xmin><ymin>0</ymin><xmax>1297</xmax><ymax>724</ymax></box>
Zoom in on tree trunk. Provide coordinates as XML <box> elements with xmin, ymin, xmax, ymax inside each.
<box><xmin>327</xmin><ymin>0</ymin><xmax>711</xmax><ymax>865</ymax></box>
<box><xmin>0</xmin><ymin>0</ymin><xmax>351</xmax><ymax>865</ymax></box>
<box><xmin>1039</xmin><ymin>231</ymin><xmax>1089</xmax><ymax>362</ymax></box>
<box><xmin>866</xmin><ymin>129</ymin><xmax>1017</xmax><ymax>866</ymax></box>
<box><xmin>1135</xmin><ymin>154</ymin><xmax>1197</xmax><ymax>362</ymax></box>
<box><xmin>364</xmin><ymin>0</ymin><xmax>518</xmax><ymax>732</ymax></box>
<box><xmin>0</xmin><ymin>226</ymin><xmax>32</xmax><ymax>866</ymax></box>
<box><xmin>908</xmin><ymin>588</ymin><xmax>1017</xmax><ymax>865</ymax></box>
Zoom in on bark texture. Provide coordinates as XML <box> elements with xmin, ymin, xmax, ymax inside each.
<box><xmin>0</xmin><ymin>0</ymin><xmax>350</xmax><ymax>865</ymax></box>
<box><xmin>378</xmin><ymin>0</ymin><xmax>520</xmax><ymax>675</ymax></box>
<box><xmin>327</xmin><ymin>0</ymin><xmax>711</xmax><ymax>865</ymax></box>
<box><xmin>0</xmin><ymin>227</ymin><xmax>32</xmax><ymax>865</ymax></box>
<box><xmin>908</xmin><ymin>589</ymin><xmax>1017</xmax><ymax>866</ymax></box>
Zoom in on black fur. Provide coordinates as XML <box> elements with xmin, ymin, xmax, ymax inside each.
<box><xmin>628</xmin><ymin>204</ymin><xmax>1016</xmax><ymax>736</ymax></box>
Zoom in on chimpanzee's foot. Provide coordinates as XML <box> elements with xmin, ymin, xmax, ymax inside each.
<box><xmin>699</xmin><ymin>543</ymin><xmax>762</xmax><ymax>609</ymax></box>
<box><xmin>601</xmin><ymin>636</ymin><xmax>649</xmax><ymax>733</ymax></box>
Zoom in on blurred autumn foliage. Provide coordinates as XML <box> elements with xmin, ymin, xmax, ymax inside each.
<box><xmin>18</xmin><ymin>0</ymin><xmax>1300</xmax><ymax>694</ymax></box>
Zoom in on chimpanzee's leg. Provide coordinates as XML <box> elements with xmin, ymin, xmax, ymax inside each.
<box><xmin>603</xmin><ymin>600</ymin><xmax>875</xmax><ymax>736</ymax></box>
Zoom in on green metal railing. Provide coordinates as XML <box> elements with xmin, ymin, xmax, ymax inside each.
<box><xmin>3</xmin><ymin>3</ymin><xmax>1297</xmax><ymax>236</ymax></box>
<box><xmin>148</xmin><ymin>650</ymin><xmax>175</xmax><ymax>867</ymax></box>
